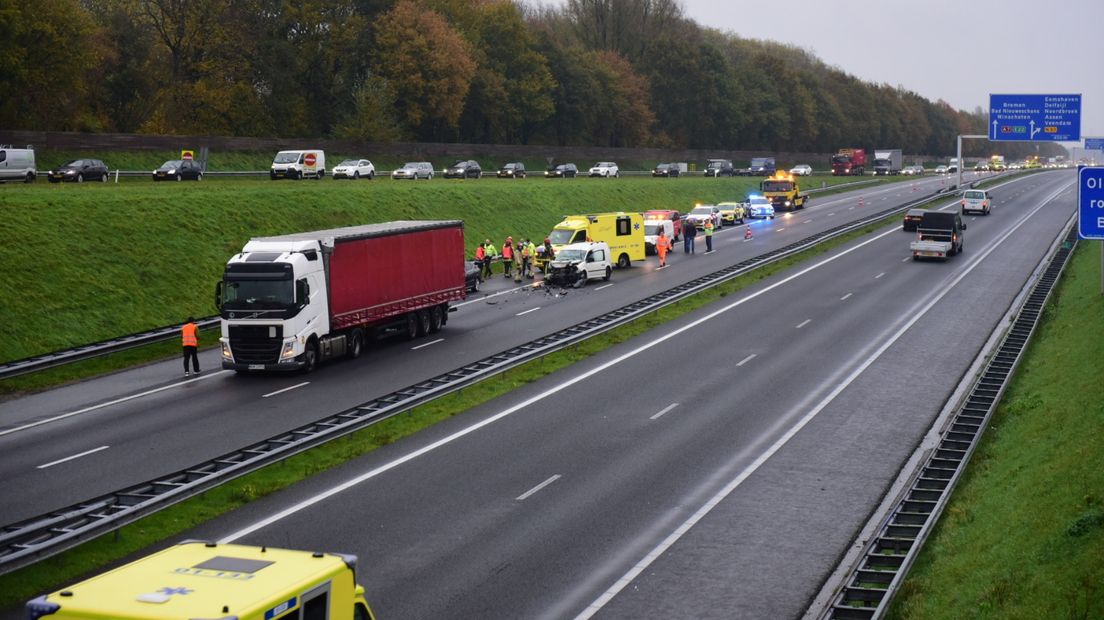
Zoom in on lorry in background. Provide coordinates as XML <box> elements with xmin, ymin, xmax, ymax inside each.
<box><xmin>947</xmin><ymin>158</ymin><xmax>960</xmax><ymax>174</ymax></box>
<box><xmin>873</xmin><ymin>149</ymin><xmax>903</xmax><ymax>175</ymax></box>
<box><xmin>831</xmin><ymin>148</ymin><xmax>866</xmax><ymax>176</ymax></box>
<box><xmin>909</xmin><ymin>211</ymin><xmax>966</xmax><ymax>261</ymax></box>
<box><xmin>26</xmin><ymin>541</ymin><xmax>376</xmax><ymax>620</ymax></box>
<box><xmin>760</xmin><ymin>171</ymin><xmax>808</xmax><ymax>211</ymax></box>
<box><xmin>270</xmin><ymin>149</ymin><xmax>326</xmax><ymax>179</ymax></box>
<box><xmin>542</xmin><ymin>212</ymin><xmax>645</xmax><ymax>271</ymax></box>
<box><xmin>216</xmin><ymin>221</ymin><xmax>466</xmax><ymax>372</ymax></box>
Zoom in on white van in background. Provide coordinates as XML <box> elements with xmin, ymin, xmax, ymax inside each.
<box><xmin>0</xmin><ymin>146</ymin><xmax>36</xmax><ymax>183</ymax></box>
<box><xmin>270</xmin><ymin>149</ymin><xmax>325</xmax><ymax>180</ymax></box>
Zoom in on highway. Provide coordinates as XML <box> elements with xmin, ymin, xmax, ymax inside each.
<box><xmin>0</xmin><ymin>173</ymin><xmax>971</xmax><ymax>525</ymax></box>
<box><xmin>0</xmin><ymin>170</ymin><xmax>1074</xmax><ymax>618</ymax></box>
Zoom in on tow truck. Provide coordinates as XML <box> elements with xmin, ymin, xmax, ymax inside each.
<box><xmin>760</xmin><ymin>171</ymin><xmax>808</xmax><ymax>211</ymax></box>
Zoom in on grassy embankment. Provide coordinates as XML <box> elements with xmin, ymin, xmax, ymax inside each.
<box><xmin>0</xmin><ymin>174</ymin><xmax>872</xmax><ymax>390</ymax></box>
<box><xmin>888</xmin><ymin>241</ymin><xmax>1104</xmax><ymax>619</ymax></box>
<box><xmin>0</xmin><ymin>174</ymin><xmax>905</xmax><ymax>606</ymax></box>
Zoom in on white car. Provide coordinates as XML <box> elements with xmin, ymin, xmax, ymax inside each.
<box><xmin>589</xmin><ymin>162</ymin><xmax>619</xmax><ymax>177</ymax></box>
<box><xmin>902</xmin><ymin>165</ymin><xmax>925</xmax><ymax>176</ymax></box>
<box><xmin>746</xmin><ymin>195</ymin><xmax>775</xmax><ymax>219</ymax></box>
<box><xmin>392</xmin><ymin>162</ymin><xmax>434</xmax><ymax>180</ymax></box>
<box><xmin>934</xmin><ymin>165</ymin><xmax>948</xmax><ymax>175</ymax></box>
<box><xmin>789</xmin><ymin>164</ymin><xmax>813</xmax><ymax>176</ymax></box>
<box><xmin>960</xmin><ymin>189</ymin><xmax>991</xmax><ymax>215</ymax></box>
<box><xmin>545</xmin><ymin>241</ymin><xmax>613</xmax><ymax>287</ymax></box>
<box><xmin>684</xmin><ymin>205</ymin><xmax>723</xmax><ymax>230</ymax></box>
<box><xmin>332</xmin><ymin>159</ymin><xmax>375</xmax><ymax>180</ymax></box>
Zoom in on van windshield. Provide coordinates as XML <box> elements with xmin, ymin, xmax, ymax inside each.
<box><xmin>548</xmin><ymin>229</ymin><xmax>578</xmax><ymax>245</ymax></box>
<box><xmin>557</xmin><ymin>249</ymin><xmax>585</xmax><ymax>261</ymax></box>
<box><xmin>273</xmin><ymin>152</ymin><xmax>299</xmax><ymax>164</ymax></box>
<box><xmin>964</xmin><ymin>191</ymin><xmax>985</xmax><ymax>199</ymax></box>
<box><xmin>644</xmin><ymin>223</ymin><xmax>662</xmax><ymax>235</ymax></box>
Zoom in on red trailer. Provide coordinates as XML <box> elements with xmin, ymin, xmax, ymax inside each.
<box><xmin>831</xmin><ymin>148</ymin><xmax>866</xmax><ymax>176</ymax></box>
<box><xmin>218</xmin><ymin>221</ymin><xmax>467</xmax><ymax>372</ymax></box>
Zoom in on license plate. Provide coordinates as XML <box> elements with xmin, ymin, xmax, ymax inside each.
<box><xmin>249</xmin><ymin>364</ymin><xmax>264</xmax><ymax>370</ymax></box>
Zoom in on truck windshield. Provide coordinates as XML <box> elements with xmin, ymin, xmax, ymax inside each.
<box><xmin>222</xmin><ymin>279</ymin><xmax>294</xmax><ymax>309</ymax></box>
<box><xmin>273</xmin><ymin>152</ymin><xmax>299</xmax><ymax>164</ymax></box>
<box><xmin>549</xmin><ymin>229</ymin><xmax>579</xmax><ymax>245</ymax></box>
<box><xmin>761</xmin><ymin>181</ymin><xmax>793</xmax><ymax>192</ymax></box>
<box><xmin>831</xmin><ymin>155</ymin><xmax>851</xmax><ymax>164</ymax></box>
<box><xmin>751</xmin><ymin>158</ymin><xmax>771</xmax><ymax>167</ymax></box>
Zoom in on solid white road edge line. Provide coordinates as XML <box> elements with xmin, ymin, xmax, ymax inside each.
<box><xmin>572</xmin><ymin>180</ymin><xmax>1069</xmax><ymax>620</ymax></box>
<box><xmin>516</xmin><ymin>475</ymin><xmax>562</xmax><ymax>501</ymax></box>
<box><xmin>595</xmin><ymin>284</ymin><xmax>614</xmax><ymax>291</ymax></box>
<box><xmin>411</xmin><ymin>338</ymin><xmax>445</xmax><ymax>350</ymax></box>
<box><xmin>650</xmin><ymin>403</ymin><xmax>679</xmax><ymax>420</ymax></box>
<box><xmin>516</xmin><ymin>307</ymin><xmax>542</xmax><ymax>316</ymax></box>
<box><xmin>262</xmin><ymin>382</ymin><xmax>310</xmax><ymax>398</ymax></box>
<box><xmin>219</xmin><ymin>179</ymin><xmax>1060</xmax><ymax>546</ymax></box>
<box><xmin>0</xmin><ymin>370</ymin><xmax>231</xmax><ymax>438</ymax></box>
<box><xmin>37</xmin><ymin>445</ymin><xmax>110</xmax><ymax>469</ymax></box>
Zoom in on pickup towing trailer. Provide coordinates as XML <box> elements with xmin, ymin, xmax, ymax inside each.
<box><xmin>910</xmin><ymin>211</ymin><xmax>966</xmax><ymax>261</ymax></box>
<box><xmin>217</xmin><ymin>221</ymin><xmax>466</xmax><ymax>372</ymax></box>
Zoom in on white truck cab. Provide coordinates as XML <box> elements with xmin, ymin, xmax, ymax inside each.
<box><xmin>271</xmin><ymin>150</ymin><xmax>326</xmax><ymax>180</ymax></box>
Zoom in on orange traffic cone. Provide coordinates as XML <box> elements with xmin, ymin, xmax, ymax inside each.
<box><xmin>912</xmin><ymin>183</ymin><xmax>917</xmax><ymax>192</ymax></box>
<box><xmin>744</xmin><ymin>227</ymin><xmax>753</xmax><ymax>240</ymax></box>
<box><xmin>858</xmin><ymin>196</ymin><xmax>865</xmax><ymax>208</ymax></box>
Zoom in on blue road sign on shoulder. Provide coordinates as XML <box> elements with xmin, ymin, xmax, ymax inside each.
<box><xmin>989</xmin><ymin>94</ymin><xmax>1081</xmax><ymax>142</ymax></box>
<box><xmin>1079</xmin><ymin>167</ymin><xmax>1104</xmax><ymax>240</ymax></box>
<box><xmin>1085</xmin><ymin>138</ymin><xmax>1104</xmax><ymax>151</ymax></box>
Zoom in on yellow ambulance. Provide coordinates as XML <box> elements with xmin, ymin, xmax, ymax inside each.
<box><xmin>540</xmin><ymin>212</ymin><xmax>646</xmax><ymax>272</ymax></box>
<box><xmin>26</xmin><ymin>541</ymin><xmax>376</xmax><ymax>620</ymax></box>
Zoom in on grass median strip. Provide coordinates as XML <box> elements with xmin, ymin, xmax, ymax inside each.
<box><xmin>887</xmin><ymin>240</ymin><xmax>1104</xmax><ymax>619</ymax></box>
<box><xmin>0</xmin><ymin>199</ymin><xmax>924</xmax><ymax>607</ymax></box>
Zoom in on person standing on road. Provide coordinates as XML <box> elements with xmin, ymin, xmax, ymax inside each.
<box><xmin>525</xmin><ymin>238</ymin><xmax>537</xmax><ymax>278</ymax></box>
<box><xmin>519</xmin><ymin>238</ymin><xmax>533</xmax><ymax>279</ymax></box>
<box><xmin>181</xmin><ymin>317</ymin><xmax>200</xmax><ymax>377</ymax></box>
<box><xmin>502</xmin><ymin>236</ymin><xmax>514</xmax><ymax>278</ymax></box>
<box><xmin>475</xmin><ymin>243</ymin><xmax>487</xmax><ymax>282</ymax></box>
<box><xmin>684</xmin><ymin>220</ymin><xmax>697</xmax><ymax>254</ymax></box>
<box><xmin>656</xmin><ymin>229</ymin><xmax>672</xmax><ymax>267</ymax></box>
<box><xmin>482</xmin><ymin>238</ymin><xmax>497</xmax><ymax>279</ymax></box>
<box><xmin>704</xmin><ymin>218</ymin><xmax>715</xmax><ymax>253</ymax></box>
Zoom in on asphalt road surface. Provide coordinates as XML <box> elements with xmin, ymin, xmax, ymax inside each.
<box><xmin>0</xmin><ymin>170</ymin><xmax>1074</xmax><ymax>620</ymax></box>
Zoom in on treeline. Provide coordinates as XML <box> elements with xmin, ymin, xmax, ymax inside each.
<box><xmin>0</xmin><ymin>0</ymin><xmax>1060</xmax><ymax>158</ymax></box>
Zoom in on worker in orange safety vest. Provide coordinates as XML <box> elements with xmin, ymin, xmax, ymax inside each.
<box><xmin>656</xmin><ymin>229</ymin><xmax>672</xmax><ymax>267</ymax></box>
<box><xmin>181</xmin><ymin>317</ymin><xmax>200</xmax><ymax>377</ymax></box>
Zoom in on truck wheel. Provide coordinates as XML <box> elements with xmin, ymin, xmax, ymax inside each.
<box><xmin>303</xmin><ymin>342</ymin><xmax>318</xmax><ymax>373</ymax></box>
<box><xmin>603</xmin><ymin>266</ymin><xmax>612</xmax><ymax>281</ymax></box>
<box><xmin>416</xmin><ymin>309</ymin><xmax>431</xmax><ymax>336</ymax></box>
<box><xmin>429</xmin><ymin>306</ymin><xmax>443</xmax><ymax>333</ymax></box>
<box><xmin>405</xmin><ymin>313</ymin><xmax>419</xmax><ymax>340</ymax></box>
<box><xmin>617</xmin><ymin>254</ymin><xmax>630</xmax><ymax>269</ymax></box>
<box><xmin>347</xmin><ymin>329</ymin><xmax>364</xmax><ymax>359</ymax></box>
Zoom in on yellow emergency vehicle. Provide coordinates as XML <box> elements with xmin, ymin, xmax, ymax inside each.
<box><xmin>760</xmin><ymin>171</ymin><xmax>808</xmax><ymax>211</ymax></box>
<box><xmin>26</xmin><ymin>541</ymin><xmax>376</xmax><ymax>620</ymax></box>
<box><xmin>539</xmin><ymin>212</ymin><xmax>646</xmax><ymax>271</ymax></box>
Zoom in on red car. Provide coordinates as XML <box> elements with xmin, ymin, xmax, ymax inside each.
<box><xmin>643</xmin><ymin>209</ymin><xmax>682</xmax><ymax>241</ymax></box>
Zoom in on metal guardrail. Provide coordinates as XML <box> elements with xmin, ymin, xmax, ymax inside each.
<box><xmin>815</xmin><ymin>219</ymin><xmax>1079</xmax><ymax>620</ymax></box>
<box><xmin>0</xmin><ymin>176</ymin><xmax>887</xmax><ymax>381</ymax></box>
<box><xmin>0</xmin><ymin>185</ymin><xmax>959</xmax><ymax>574</ymax></box>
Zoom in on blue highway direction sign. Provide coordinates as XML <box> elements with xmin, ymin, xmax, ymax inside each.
<box><xmin>989</xmin><ymin>94</ymin><xmax>1081</xmax><ymax>142</ymax></box>
<box><xmin>1079</xmin><ymin>167</ymin><xmax>1104</xmax><ymax>240</ymax></box>
<box><xmin>1085</xmin><ymin>138</ymin><xmax>1104</xmax><ymax>151</ymax></box>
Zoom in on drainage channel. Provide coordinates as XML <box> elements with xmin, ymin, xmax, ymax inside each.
<box><xmin>815</xmin><ymin>222</ymin><xmax>1079</xmax><ymax>620</ymax></box>
<box><xmin>0</xmin><ymin>188</ymin><xmax>956</xmax><ymax>575</ymax></box>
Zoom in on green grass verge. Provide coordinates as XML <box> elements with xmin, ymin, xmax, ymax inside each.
<box><xmin>0</xmin><ymin>198</ymin><xmax>915</xmax><ymax>607</ymax></box>
<box><xmin>0</xmin><ymin>174</ymin><xmax>876</xmax><ymax>371</ymax></box>
<box><xmin>888</xmin><ymin>241</ymin><xmax>1104</xmax><ymax>619</ymax></box>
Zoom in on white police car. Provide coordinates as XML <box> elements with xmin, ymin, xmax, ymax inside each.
<box><xmin>745</xmin><ymin>195</ymin><xmax>775</xmax><ymax>219</ymax></box>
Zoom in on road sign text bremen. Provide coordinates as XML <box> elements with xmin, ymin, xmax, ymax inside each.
<box><xmin>989</xmin><ymin>94</ymin><xmax>1081</xmax><ymax>142</ymax></box>
<box><xmin>1079</xmin><ymin>167</ymin><xmax>1104</xmax><ymax>240</ymax></box>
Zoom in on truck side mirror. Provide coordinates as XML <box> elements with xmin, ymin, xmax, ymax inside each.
<box><xmin>214</xmin><ymin>281</ymin><xmax>223</xmax><ymax>311</ymax></box>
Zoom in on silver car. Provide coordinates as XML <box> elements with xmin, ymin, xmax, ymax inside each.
<box><xmin>392</xmin><ymin>162</ymin><xmax>434</xmax><ymax>180</ymax></box>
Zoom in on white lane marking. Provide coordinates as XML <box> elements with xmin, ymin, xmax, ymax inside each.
<box><xmin>516</xmin><ymin>307</ymin><xmax>542</xmax><ymax>316</ymax></box>
<box><xmin>840</xmin><ymin>292</ymin><xmax>853</xmax><ymax>301</ymax></box>
<box><xmin>803</xmin><ymin>219</ymin><xmax>812</xmax><ymax>224</ymax></box>
<box><xmin>262</xmin><ymin>382</ymin><xmax>309</xmax><ymax>398</ymax></box>
<box><xmin>37</xmin><ymin>445</ymin><xmax>109</xmax><ymax>469</ymax></box>
<box><xmin>217</xmin><ymin>185</ymin><xmax>1034</xmax><ymax>545</ymax></box>
<box><xmin>411</xmin><ymin>338</ymin><xmax>445</xmax><ymax>350</ymax></box>
<box><xmin>902</xmin><ymin>256</ymin><xmax>911</xmax><ymax>262</ymax></box>
<box><xmin>776</xmin><ymin>228</ymin><xmax>785</xmax><ymax>232</ymax></box>
<box><xmin>655</xmin><ymin>265</ymin><xmax>669</xmax><ymax>270</ymax></box>
<box><xmin>595</xmin><ymin>284</ymin><xmax>615</xmax><ymax>291</ymax></box>
<box><xmin>454</xmin><ymin>282</ymin><xmax>540</xmax><ymax>307</ymax></box>
<box><xmin>650</xmin><ymin>403</ymin><xmax>679</xmax><ymax>420</ymax></box>
<box><xmin>828</xmin><ymin>213</ymin><xmax>836</xmax><ymax>216</ymax></box>
<box><xmin>849</xmin><ymin>206</ymin><xmax>855</xmax><ymax>210</ymax></box>
<box><xmin>0</xmin><ymin>370</ymin><xmax>231</xmax><ymax>438</ymax></box>
<box><xmin>795</xmin><ymin>319</ymin><xmax>812</xmax><ymax>329</ymax></box>
<box><xmin>574</xmin><ymin>181</ymin><xmax>1070</xmax><ymax>620</ymax></box>
<box><xmin>875</xmin><ymin>272</ymin><xmax>885</xmax><ymax>279</ymax></box>
<box><xmin>516</xmin><ymin>474</ymin><xmax>562</xmax><ymax>501</ymax></box>
<box><xmin>736</xmin><ymin>354</ymin><xmax>757</xmax><ymax>367</ymax></box>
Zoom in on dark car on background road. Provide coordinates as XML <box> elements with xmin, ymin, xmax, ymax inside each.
<box><xmin>704</xmin><ymin>159</ymin><xmax>735</xmax><ymax>177</ymax></box>
<box><xmin>902</xmin><ymin>208</ymin><xmax>926</xmax><ymax>232</ymax></box>
<box><xmin>652</xmin><ymin>163</ymin><xmax>681</xmax><ymax>177</ymax></box>
<box><xmin>497</xmin><ymin>162</ymin><xmax>526</xmax><ymax>178</ymax></box>
<box><xmin>48</xmin><ymin>159</ymin><xmax>109</xmax><ymax>183</ymax></box>
<box><xmin>445</xmin><ymin>160</ymin><xmax>482</xmax><ymax>179</ymax></box>
<box><xmin>545</xmin><ymin>163</ymin><xmax>578</xmax><ymax>178</ymax></box>
<box><xmin>152</xmin><ymin>159</ymin><xmax>203</xmax><ymax>181</ymax></box>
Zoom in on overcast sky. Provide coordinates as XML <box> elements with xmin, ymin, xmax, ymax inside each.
<box><xmin>678</xmin><ymin>0</ymin><xmax>1103</xmax><ymax>151</ymax></box>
